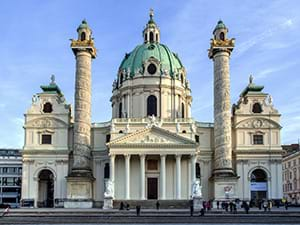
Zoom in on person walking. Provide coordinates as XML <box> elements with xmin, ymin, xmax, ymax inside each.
<box><xmin>156</xmin><ymin>201</ymin><xmax>160</xmax><ymax>210</ymax></box>
<box><xmin>263</xmin><ymin>200</ymin><xmax>268</xmax><ymax>212</ymax></box>
<box><xmin>268</xmin><ymin>200</ymin><xmax>272</xmax><ymax>212</ymax></box>
<box><xmin>136</xmin><ymin>205</ymin><xmax>141</xmax><ymax>216</ymax></box>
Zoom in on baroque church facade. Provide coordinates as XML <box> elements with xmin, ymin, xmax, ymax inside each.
<box><xmin>21</xmin><ymin>11</ymin><xmax>283</xmax><ymax>208</ymax></box>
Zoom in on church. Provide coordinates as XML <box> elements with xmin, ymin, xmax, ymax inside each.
<box><xmin>21</xmin><ymin>10</ymin><xmax>283</xmax><ymax>208</ymax></box>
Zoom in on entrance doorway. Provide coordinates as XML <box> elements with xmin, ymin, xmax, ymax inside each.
<box><xmin>38</xmin><ymin>169</ymin><xmax>54</xmax><ymax>208</ymax></box>
<box><xmin>147</xmin><ymin>177</ymin><xmax>158</xmax><ymax>199</ymax></box>
<box><xmin>250</xmin><ymin>169</ymin><xmax>267</xmax><ymax>203</ymax></box>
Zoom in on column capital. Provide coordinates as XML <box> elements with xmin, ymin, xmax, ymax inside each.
<box><xmin>139</xmin><ymin>154</ymin><xmax>146</xmax><ymax>158</ymax></box>
<box><xmin>160</xmin><ymin>154</ymin><xmax>167</xmax><ymax>158</ymax></box>
<box><xmin>175</xmin><ymin>154</ymin><xmax>182</xmax><ymax>159</ymax></box>
<box><xmin>124</xmin><ymin>154</ymin><xmax>131</xmax><ymax>159</ymax></box>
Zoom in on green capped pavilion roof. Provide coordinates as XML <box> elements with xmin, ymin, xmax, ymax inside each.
<box><xmin>119</xmin><ymin>43</ymin><xmax>184</xmax><ymax>77</ymax></box>
<box><xmin>214</xmin><ymin>20</ymin><xmax>227</xmax><ymax>32</ymax></box>
<box><xmin>40</xmin><ymin>75</ymin><xmax>62</xmax><ymax>95</ymax></box>
<box><xmin>240</xmin><ymin>75</ymin><xmax>264</xmax><ymax>97</ymax></box>
<box><xmin>77</xmin><ymin>19</ymin><xmax>90</xmax><ymax>31</ymax></box>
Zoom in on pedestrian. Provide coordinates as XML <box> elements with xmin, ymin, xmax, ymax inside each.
<box><xmin>156</xmin><ymin>201</ymin><xmax>160</xmax><ymax>210</ymax></box>
<box><xmin>190</xmin><ymin>204</ymin><xmax>194</xmax><ymax>216</ymax></box>
<box><xmin>233</xmin><ymin>202</ymin><xmax>237</xmax><ymax>214</ymax></box>
<box><xmin>263</xmin><ymin>201</ymin><xmax>268</xmax><ymax>212</ymax></box>
<box><xmin>1</xmin><ymin>207</ymin><xmax>9</xmax><ymax>217</ymax></box>
<box><xmin>217</xmin><ymin>201</ymin><xmax>220</xmax><ymax>209</ymax></box>
<box><xmin>244</xmin><ymin>202</ymin><xmax>249</xmax><ymax>214</ymax></box>
<box><xmin>119</xmin><ymin>201</ymin><xmax>124</xmax><ymax>210</ymax></box>
<box><xmin>225</xmin><ymin>202</ymin><xmax>229</xmax><ymax>212</ymax></box>
<box><xmin>199</xmin><ymin>208</ymin><xmax>205</xmax><ymax>216</ymax></box>
<box><xmin>229</xmin><ymin>201</ymin><xmax>233</xmax><ymax>213</ymax></box>
<box><xmin>268</xmin><ymin>200</ymin><xmax>272</xmax><ymax>211</ymax></box>
<box><xmin>285</xmin><ymin>201</ymin><xmax>288</xmax><ymax>210</ymax></box>
<box><xmin>136</xmin><ymin>205</ymin><xmax>141</xmax><ymax>216</ymax></box>
<box><xmin>202</xmin><ymin>201</ymin><xmax>206</xmax><ymax>211</ymax></box>
<box><xmin>126</xmin><ymin>203</ymin><xmax>130</xmax><ymax>210</ymax></box>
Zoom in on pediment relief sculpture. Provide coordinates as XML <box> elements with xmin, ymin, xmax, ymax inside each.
<box><xmin>235</xmin><ymin>118</ymin><xmax>281</xmax><ymax>129</ymax></box>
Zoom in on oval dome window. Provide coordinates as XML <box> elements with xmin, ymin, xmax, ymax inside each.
<box><xmin>147</xmin><ymin>63</ymin><xmax>157</xmax><ymax>75</ymax></box>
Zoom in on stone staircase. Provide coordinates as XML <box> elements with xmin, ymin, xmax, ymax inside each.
<box><xmin>113</xmin><ymin>200</ymin><xmax>190</xmax><ymax>209</ymax></box>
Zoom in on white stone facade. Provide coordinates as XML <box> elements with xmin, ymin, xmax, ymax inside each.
<box><xmin>21</xmin><ymin>14</ymin><xmax>283</xmax><ymax>208</ymax></box>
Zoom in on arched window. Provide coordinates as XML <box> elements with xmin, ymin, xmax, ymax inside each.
<box><xmin>182</xmin><ymin>130</ymin><xmax>186</xmax><ymax>133</ymax></box>
<box><xmin>220</xmin><ymin>32</ymin><xmax>225</xmax><ymax>41</ymax></box>
<box><xmin>196</xmin><ymin>163</ymin><xmax>201</xmax><ymax>178</ymax></box>
<box><xmin>251</xmin><ymin>169</ymin><xmax>267</xmax><ymax>182</ymax></box>
<box><xmin>252</xmin><ymin>103</ymin><xmax>262</xmax><ymax>113</ymax></box>
<box><xmin>104</xmin><ymin>163</ymin><xmax>110</xmax><ymax>179</ymax></box>
<box><xmin>150</xmin><ymin>32</ymin><xmax>154</xmax><ymax>42</ymax></box>
<box><xmin>119</xmin><ymin>102</ymin><xmax>122</xmax><ymax>118</ymax></box>
<box><xmin>43</xmin><ymin>102</ymin><xmax>53</xmax><ymax>113</ymax></box>
<box><xmin>144</xmin><ymin>33</ymin><xmax>147</xmax><ymax>42</ymax></box>
<box><xmin>147</xmin><ymin>95</ymin><xmax>157</xmax><ymax>116</ymax></box>
<box><xmin>81</xmin><ymin>32</ymin><xmax>86</xmax><ymax>41</ymax></box>
<box><xmin>156</xmin><ymin>33</ymin><xmax>158</xmax><ymax>41</ymax></box>
<box><xmin>181</xmin><ymin>103</ymin><xmax>185</xmax><ymax>118</ymax></box>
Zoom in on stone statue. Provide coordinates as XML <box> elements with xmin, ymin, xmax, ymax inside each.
<box><xmin>125</xmin><ymin>123</ymin><xmax>130</xmax><ymax>133</ymax></box>
<box><xmin>192</xmin><ymin>180</ymin><xmax>202</xmax><ymax>198</ymax></box>
<box><xmin>249</xmin><ymin>74</ymin><xmax>253</xmax><ymax>84</ymax></box>
<box><xmin>190</xmin><ymin>123</ymin><xmax>196</xmax><ymax>133</ymax></box>
<box><xmin>32</xmin><ymin>95</ymin><xmax>38</xmax><ymax>104</ymax></box>
<box><xmin>176</xmin><ymin>122</ymin><xmax>181</xmax><ymax>133</ymax></box>
<box><xmin>110</xmin><ymin>122</ymin><xmax>115</xmax><ymax>132</ymax></box>
<box><xmin>104</xmin><ymin>180</ymin><xmax>114</xmax><ymax>198</ymax></box>
<box><xmin>50</xmin><ymin>74</ymin><xmax>56</xmax><ymax>84</ymax></box>
<box><xmin>268</xmin><ymin>95</ymin><xmax>273</xmax><ymax>105</ymax></box>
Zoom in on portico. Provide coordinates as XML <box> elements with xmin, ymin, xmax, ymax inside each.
<box><xmin>107</xmin><ymin>126</ymin><xmax>199</xmax><ymax>200</ymax></box>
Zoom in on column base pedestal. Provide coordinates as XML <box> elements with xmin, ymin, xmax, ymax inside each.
<box><xmin>103</xmin><ymin>197</ymin><xmax>113</xmax><ymax>209</ymax></box>
<box><xmin>64</xmin><ymin>174</ymin><xmax>95</xmax><ymax>208</ymax></box>
<box><xmin>211</xmin><ymin>175</ymin><xmax>239</xmax><ymax>202</ymax></box>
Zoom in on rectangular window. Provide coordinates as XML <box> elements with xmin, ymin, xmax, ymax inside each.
<box><xmin>41</xmin><ymin>134</ymin><xmax>52</xmax><ymax>144</ymax></box>
<box><xmin>253</xmin><ymin>135</ymin><xmax>263</xmax><ymax>145</ymax></box>
<box><xmin>195</xmin><ymin>135</ymin><xmax>199</xmax><ymax>143</ymax></box>
<box><xmin>147</xmin><ymin>160</ymin><xmax>158</xmax><ymax>171</ymax></box>
<box><xmin>106</xmin><ymin>134</ymin><xmax>111</xmax><ymax>143</ymax></box>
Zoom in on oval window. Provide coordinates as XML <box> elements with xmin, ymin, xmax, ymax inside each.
<box><xmin>147</xmin><ymin>63</ymin><xmax>157</xmax><ymax>75</ymax></box>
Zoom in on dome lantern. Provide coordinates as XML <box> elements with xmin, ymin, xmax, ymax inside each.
<box><xmin>143</xmin><ymin>9</ymin><xmax>160</xmax><ymax>43</ymax></box>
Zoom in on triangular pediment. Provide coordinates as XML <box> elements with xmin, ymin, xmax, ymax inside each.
<box><xmin>108</xmin><ymin>126</ymin><xmax>196</xmax><ymax>147</ymax></box>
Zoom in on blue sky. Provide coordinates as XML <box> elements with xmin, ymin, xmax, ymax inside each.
<box><xmin>0</xmin><ymin>0</ymin><xmax>299</xmax><ymax>148</ymax></box>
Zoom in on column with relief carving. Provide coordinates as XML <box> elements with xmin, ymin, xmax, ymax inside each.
<box><xmin>208</xmin><ymin>20</ymin><xmax>235</xmax><ymax>176</ymax></box>
<box><xmin>65</xmin><ymin>20</ymin><xmax>96</xmax><ymax>208</ymax></box>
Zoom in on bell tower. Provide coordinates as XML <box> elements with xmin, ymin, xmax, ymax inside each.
<box><xmin>65</xmin><ymin>20</ymin><xmax>97</xmax><ymax>208</ymax></box>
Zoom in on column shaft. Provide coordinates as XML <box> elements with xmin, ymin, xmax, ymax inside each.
<box><xmin>160</xmin><ymin>155</ymin><xmax>166</xmax><ymax>199</ymax></box>
<box><xmin>176</xmin><ymin>155</ymin><xmax>182</xmax><ymax>199</ymax></box>
<box><xmin>110</xmin><ymin>155</ymin><xmax>115</xmax><ymax>182</ymax></box>
<box><xmin>125</xmin><ymin>154</ymin><xmax>131</xmax><ymax>199</ymax></box>
<box><xmin>140</xmin><ymin>155</ymin><xmax>146</xmax><ymax>200</ymax></box>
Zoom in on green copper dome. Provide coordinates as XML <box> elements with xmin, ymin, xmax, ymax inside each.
<box><xmin>119</xmin><ymin>43</ymin><xmax>184</xmax><ymax>77</ymax></box>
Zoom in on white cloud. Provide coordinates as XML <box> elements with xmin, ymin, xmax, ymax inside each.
<box><xmin>236</xmin><ymin>18</ymin><xmax>295</xmax><ymax>56</ymax></box>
